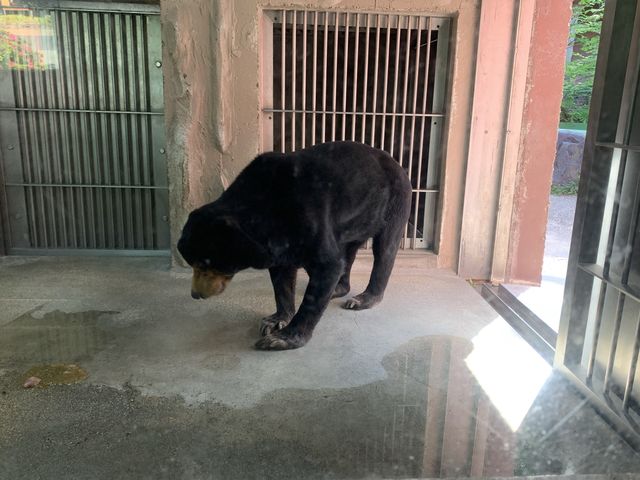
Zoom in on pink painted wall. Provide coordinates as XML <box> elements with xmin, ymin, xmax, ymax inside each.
<box><xmin>507</xmin><ymin>0</ymin><xmax>573</xmax><ymax>283</ymax></box>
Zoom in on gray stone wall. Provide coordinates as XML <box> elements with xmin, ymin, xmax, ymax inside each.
<box><xmin>553</xmin><ymin>129</ymin><xmax>585</xmax><ymax>186</ymax></box>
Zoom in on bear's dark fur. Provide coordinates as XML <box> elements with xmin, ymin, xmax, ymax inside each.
<box><xmin>177</xmin><ymin>141</ymin><xmax>411</xmax><ymax>350</ymax></box>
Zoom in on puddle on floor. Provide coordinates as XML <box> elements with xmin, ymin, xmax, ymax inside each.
<box><xmin>1</xmin><ymin>335</ymin><xmax>638</xmax><ymax>479</ymax></box>
<box><xmin>22</xmin><ymin>363</ymin><xmax>88</xmax><ymax>387</ymax></box>
<box><xmin>0</xmin><ymin>309</ymin><xmax>118</xmax><ymax>366</ymax></box>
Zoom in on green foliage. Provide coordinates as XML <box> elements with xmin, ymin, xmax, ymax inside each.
<box><xmin>561</xmin><ymin>0</ymin><xmax>604</xmax><ymax>124</ymax></box>
<box><xmin>551</xmin><ymin>179</ymin><xmax>580</xmax><ymax>196</ymax></box>
<box><xmin>559</xmin><ymin>122</ymin><xmax>587</xmax><ymax>131</ymax></box>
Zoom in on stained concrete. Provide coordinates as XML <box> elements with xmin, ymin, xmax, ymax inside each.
<box><xmin>0</xmin><ymin>256</ymin><xmax>639</xmax><ymax>478</ymax></box>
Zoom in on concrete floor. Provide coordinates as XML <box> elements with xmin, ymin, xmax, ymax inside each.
<box><xmin>0</xmin><ymin>255</ymin><xmax>639</xmax><ymax>479</ymax></box>
<box><xmin>506</xmin><ymin>195</ymin><xmax>577</xmax><ymax>331</ymax></box>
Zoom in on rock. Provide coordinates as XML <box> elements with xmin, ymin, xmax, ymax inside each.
<box><xmin>554</xmin><ymin>129</ymin><xmax>586</xmax><ymax>185</ymax></box>
<box><xmin>556</xmin><ymin>129</ymin><xmax>585</xmax><ymax>149</ymax></box>
<box><xmin>23</xmin><ymin>376</ymin><xmax>41</xmax><ymax>388</ymax></box>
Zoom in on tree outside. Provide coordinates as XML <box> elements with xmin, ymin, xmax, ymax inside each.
<box><xmin>560</xmin><ymin>0</ymin><xmax>604</xmax><ymax>127</ymax></box>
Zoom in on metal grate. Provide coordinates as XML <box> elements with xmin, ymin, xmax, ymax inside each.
<box><xmin>558</xmin><ymin>0</ymin><xmax>640</xmax><ymax>435</ymax></box>
<box><xmin>0</xmin><ymin>3</ymin><xmax>168</xmax><ymax>254</ymax></box>
<box><xmin>262</xmin><ymin>10</ymin><xmax>451</xmax><ymax>250</ymax></box>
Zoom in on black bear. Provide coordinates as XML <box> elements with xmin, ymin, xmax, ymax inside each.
<box><xmin>177</xmin><ymin>141</ymin><xmax>412</xmax><ymax>350</ymax></box>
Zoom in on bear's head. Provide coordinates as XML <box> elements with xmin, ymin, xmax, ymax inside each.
<box><xmin>177</xmin><ymin>207</ymin><xmax>267</xmax><ymax>300</ymax></box>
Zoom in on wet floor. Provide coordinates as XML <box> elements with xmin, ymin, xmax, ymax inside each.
<box><xmin>0</xmin><ymin>257</ymin><xmax>639</xmax><ymax>479</ymax></box>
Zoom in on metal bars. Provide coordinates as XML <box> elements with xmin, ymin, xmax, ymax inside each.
<box><xmin>558</xmin><ymin>0</ymin><xmax>640</xmax><ymax>429</ymax></box>
<box><xmin>0</xmin><ymin>5</ymin><xmax>168</xmax><ymax>253</ymax></box>
<box><xmin>264</xmin><ymin>10</ymin><xmax>451</xmax><ymax>251</ymax></box>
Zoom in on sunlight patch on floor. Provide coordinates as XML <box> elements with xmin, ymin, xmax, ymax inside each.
<box><xmin>465</xmin><ymin>317</ymin><xmax>552</xmax><ymax>431</ymax></box>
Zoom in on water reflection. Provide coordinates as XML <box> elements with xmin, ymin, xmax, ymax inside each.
<box><xmin>0</xmin><ymin>308</ymin><xmax>116</xmax><ymax>365</ymax></box>
<box><xmin>285</xmin><ymin>335</ymin><xmax>637</xmax><ymax>478</ymax></box>
<box><xmin>336</xmin><ymin>336</ymin><xmax>515</xmax><ymax>478</ymax></box>
<box><xmin>0</xmin><ymin>7</ymin><xmax>58</xmax><ymax>70</ymax></box>
<box><xmin>1</xmin><ymin>321</ymin><xmax>639</xmax><ymax>477</ymax></box>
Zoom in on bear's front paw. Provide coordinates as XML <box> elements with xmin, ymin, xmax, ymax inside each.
<box><xmin>259</xmin><ymin>313</ymin><xmax>293</xmax><ymax>337</ymax></box>
<box><xmin>254</xmin><ymin>328</ymin><xmax>309</xmax><ymax>351</ymax></box>
<box><xmin>342</xmin><ymin>292</ymin><xmax>382</xmax><ymax>310</ymax></box>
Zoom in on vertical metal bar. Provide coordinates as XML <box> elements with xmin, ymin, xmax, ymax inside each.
<box><xmin>413</xmin><ymin>20</ymin><xmax>432</xmax><ymax>246</ymax></box>
<box><xmin>92</xmin><ymin>12</ymin><xmax>109</xmax><ymax>248</ymax></box>
<box><xmin>77</xmin><ymin>11</ymin><xmax>98</xmax><ymax>247</ymax></box>
<box><xmin>389</xmin><ymin>15</ymin><xmax>403</xmax><ymax>158</ymax></box>
<box><xmin>360</xmin><ymin>13</ymin><xmax>371</xmax><ymax>143</ymax></box>
<box><xmin>380</xmin><ymin>15</ymin><xmax>392</xmax><ymax>151</ymax></box>
<box><xmin>311</xmin><ymin>11</ymin><xmax>318</xmax><ymax>146</ymax></box>
<box><xmin>139</xmin><ymin>16</ymin><xmax>151</xmax><ymax>250</ymax></box>
<box><xmin>622</xmin><ymin>311</ymin><xmax>640</xmax><ymax>410</ymax></box>
<box><xmin>99</xmin><ymin>13</ymin><xmax>116</xmax><ymax>248</ymax></box>
<box><xmin>134</xmin><ymin>15</ymin><xmax>146</xmax><ymax>248</ymax></box>
<box><xmin>15</xmin><ymin>68</ymin><xmax>39</xmax><ymax>247</ymax></box>
<box><xmin>280</xmin><ymin>9</ymin><xmax>286</xmax><ymax>152</ymax></box>
<box><xmin>331</xmin><ymin>11</ymin><xmax>339</xmax><ymax>141</ymax></box>
<box><xmin>57</xmin><ymin>11</ymin><xmax>79</xmax><ymax>247</ymax></box>
<box><xmin>424</xmin><ymin>19</ymin><xmax>450</xmax><ymax>249</ymax></box>
<box><xmin>351</xmin><ymin>13</ymin><xmax>360</xmax><ymax>141</ymax></box>
<box><xmin>603</xmin><ymin>151</ymin><xmax>629</xmax><ymax>277</ymax></box>
<box><xmin>398</xmin><ymin>16</ymin><xmax>414</xmax><ymax>248</ymax></box>
<box><xmin>586</xmin><ymin>281</ymin><xmax>608</xmax><ymax>383</ymax></box>
<box><xmin>41</xmin><ymin>9</ymin><xmax>67</xmax><ymax>248</ymax></box>
<box><xmin>108</xmin><ymin>13</ymin><xmax>125</xmax><ymax>248</ymax></box>
<box><xmin>67</xmin><ymin>10</ymin><xmax>89</xmax><ymax>248</ymax></box>
<box><xmin>112</xmin><ymin>13</ymin><xmax>125</xmax><ymax>248</ymax></box>
<box><xmin>398</xmin><ymin>16</ymin><xmax>413</xmax><ymax>168</ymax></box>
<box><xmin>85</xmin><ymin>11</ymin><xmax>107</xmax><ymax>249</ymax></box>
<box><xmin>115</xmin><ymin>13</ymin><xmax>133</xmax><ymax>248</ymax></box>
<box><xmin>30</xmin><ymin>20</ymin><xmax>50</xmax><ymax>247</ymax></box>
<box><xmin>261</xmin><ymin>13</ymin><xmax>275</xmax><ymax>152</ymax></box>
<box><xmin>370</xmin><ymin>14</ymin><xmax>382</xmax><ymax>148</ymax></box>
<box><xmin>137</xmin><ymin>15</ymin><xmax>154</xmax><ymax>249</ymax></box>
<box><xmin>146</xmin><ymin>14</ymin><xmax>169</xmax><ymax>249</ymax></box>
<box><xmin>27</xmin><ymin>26</ymin><xmax>47</xmax><ymax>245</ymax></box>
<box><xmin>73</xmin><ymin>11</ymin><xmax>90</xmax><ymax>247</ymax></box>
<box><xmin>603</xmin><ymin>292</ymin><xmax>626</xmax><ymax>393</ymax></box>
<box><xmin>44</xmin><ymin>35</ymin><xmax>64</xmax><ymax>247</ymax></box>
<box><xmin>341</xmin><ymin>12</ymin><xmax>350</xmax><ymax>140</ymax></box>
<box><xmin>120</xmin><ymin>14</ymin><xmax>134</xmax><ymax>248</ymax></box>
<box><xmin>301</xmin><ymin>10</ymin><xmax>307</xmax><ymax>148</ymax></box>
<box><xmin>291</xmin><ymin>10</ymin><xmax>297</xmax><ymax>151</ymax></box>
<box><xmin>129</xmin><ymin>15</ymin><xmax>146</xmax><ymax>249</ymax></box>
<box><xmin>407</xmin><ymin>17</ymin><xmax>423</xmax><ymax>247</ymax></box>
<box><xmin>322</xmin><ymin>11</ymin><xmax>329</xmax><ymax>142</ymax></box>
<box><xmin>48</xmin><ymin>17</ymin><xmax>68</xmax><ymax>247</ymax></box>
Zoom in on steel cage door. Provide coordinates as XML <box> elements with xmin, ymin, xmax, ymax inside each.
<box><xmin>260</xmin><ymin>10</ymin><xmax>452</xmax><ymax>252</ymax></box>
<box><xmin>556</xmin><ymin>0</ymin><xmax>640</xmax><ymax>445</ymax></box>
<box><xmin>0</xmin><ymin>1</ymin><xmax>169</xmax><ymax>255</ymax></box>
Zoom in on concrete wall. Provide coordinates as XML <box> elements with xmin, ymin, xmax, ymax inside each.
<box><xmin>160</xmin><ymin>0</ymin><xmax>571</xmax><ymax>283</ymax></box>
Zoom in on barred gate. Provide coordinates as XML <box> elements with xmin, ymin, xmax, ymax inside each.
<box><xmin>261</xmin><ymin>10</ymin><xmax>451</xmax><ymax>250</ymax></box>
<box><xmin>557</xmin><ymin>0</ymin><xmax>640</xmax><ymax>445</ymax></box>
<box><xmin>0</xmin><ymin>2</ymin><xmax>168</xmax><ymax>255</ymax></box>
